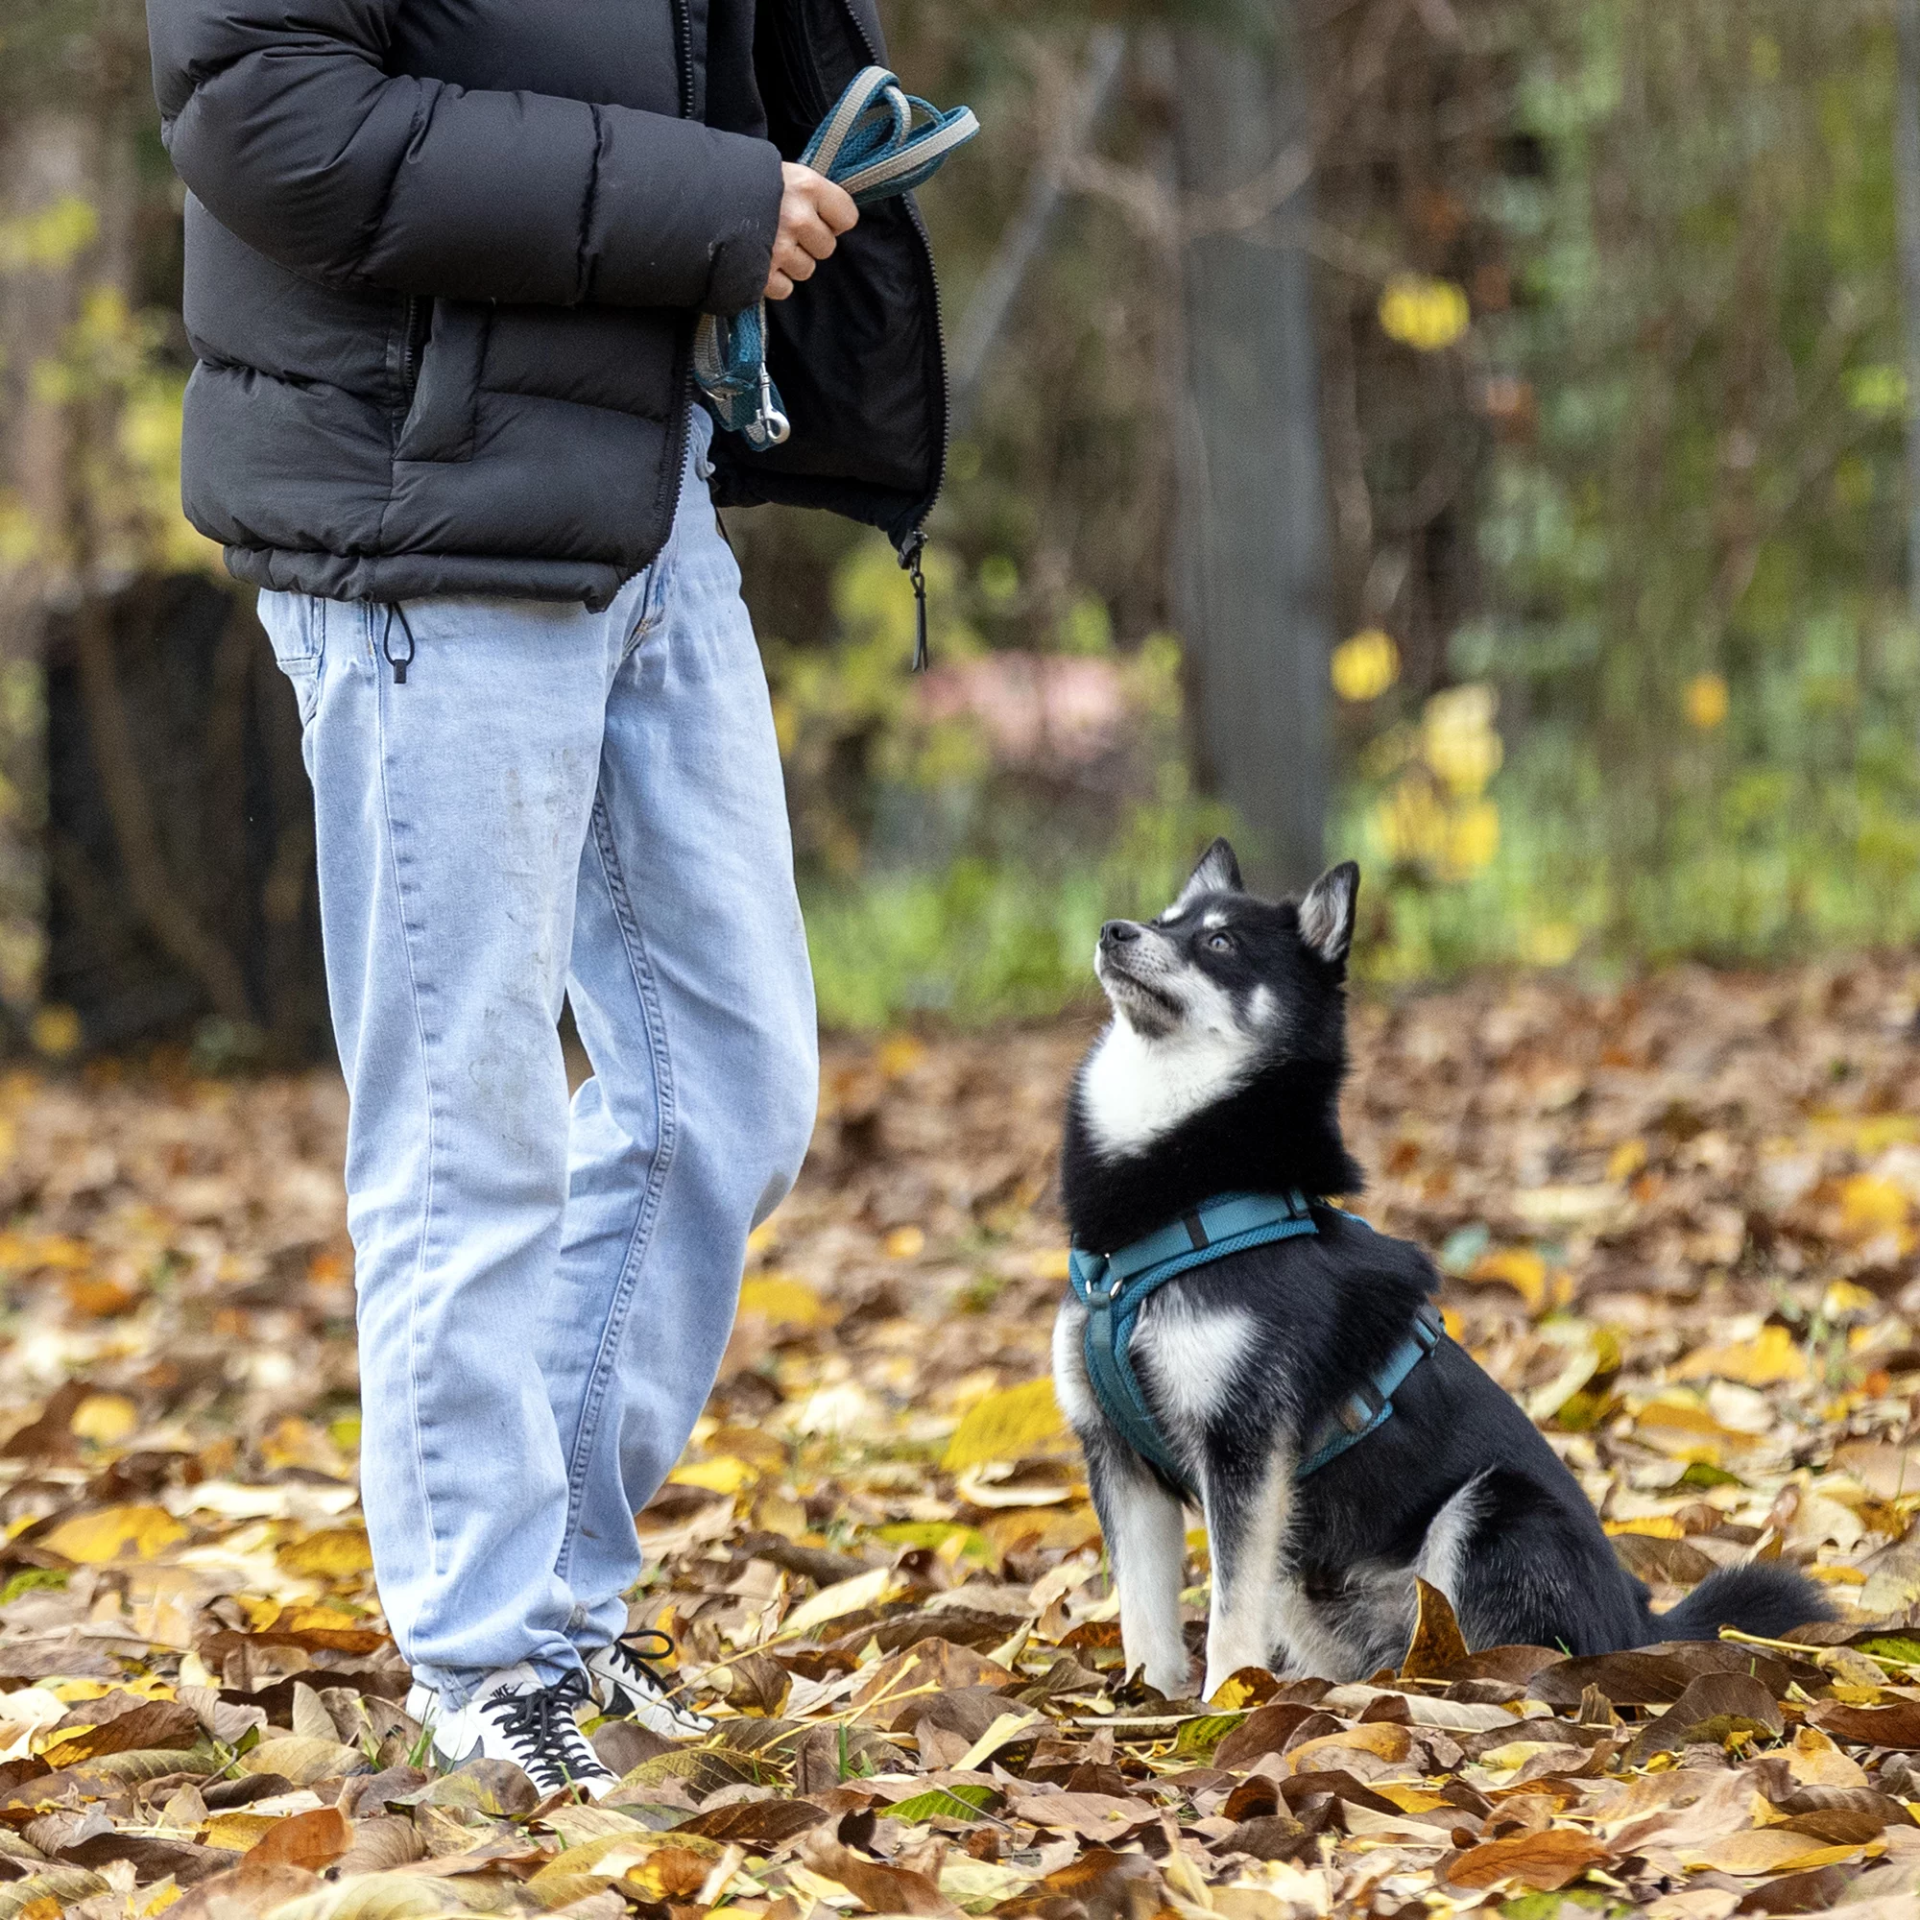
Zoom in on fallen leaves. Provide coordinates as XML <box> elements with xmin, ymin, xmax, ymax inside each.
<box><xmin>0</xmin><ymin>971</ymin><xmax>1911</xmax><ymax>1914</ymax></box>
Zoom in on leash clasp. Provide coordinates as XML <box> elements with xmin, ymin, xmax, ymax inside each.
<box><xmin>756</xmin><ymin>362</ymin><xmax>790</xmax><ymax>447</ymax></box>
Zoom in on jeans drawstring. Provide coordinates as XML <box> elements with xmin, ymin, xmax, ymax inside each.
<box><xmin>382</xmin><ymin>602</ymin><xmax>417</xmax><ymax>684</ymax></box>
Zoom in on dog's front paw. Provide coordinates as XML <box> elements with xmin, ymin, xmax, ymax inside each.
<box><xmin>1142</xmin><ymin>1657</ymin><xmax>1196</xmax><ymax>1700</ymax></box>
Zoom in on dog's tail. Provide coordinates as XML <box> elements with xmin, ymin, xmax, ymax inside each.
<box><xmin>1649</xmin><ymin>1562</ymin><xmax>1832</xmax><ymax>1644</ymax></box>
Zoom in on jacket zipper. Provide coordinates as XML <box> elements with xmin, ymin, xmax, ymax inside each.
<box><xmin>671</xmin><ymin>0</ymin><xmax>695</xmax><ymax>117</ymax></box>
<box><xmin>653</xmin><ymin>0</ymin><xmax>698</xmax><ymax>548</ymax></box>
<box><xmin>400</xmin><ymin>295</ymin><xmax>425</xmax><ymax>394</ymax></box>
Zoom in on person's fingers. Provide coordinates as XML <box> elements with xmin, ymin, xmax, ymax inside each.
<box><xmin>765</xmin><ymin>269</ymin><xmax>794</xmax><ymax>300</ymax></box>
<box><xmin>812</xmin><ymin>176</ymin><xmax>859</xmax><ymax>235</ymax></box>
<box><xmin>790</xmin><ymin>208</ymin><xmax>838</xmax><ymax>261</ymax></box>
<box><xmin>773</xmin><ymin>237</ymin><xmax>818</xmax><ymax>284</ymax></box>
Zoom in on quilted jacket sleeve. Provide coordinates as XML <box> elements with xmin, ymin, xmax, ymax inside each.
<box><xmin>146</xmin><ymin>0</ymin><xmax>782</xmax><ymax>314</ymax></box>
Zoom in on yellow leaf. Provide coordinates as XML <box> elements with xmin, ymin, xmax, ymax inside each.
<box><xmin>736</xmin><ymin>1274</ymin><xmax>833</xmax><ymax>1329</ymax></box>
<box><xmin>1806</xmin><ymin>1563</ymin><xmax>1868</xmax><ymax>1585</ymax></box>
<box><xmin>956</xmin><ymin>1710</ymin><xmax>1043</xmax><ymax>1771</ymax></box>
<box><xmin>276</xmin><ymin>1526</ymin><xmax>374</xmax><ymax>1578</ymax></box>
<box><xmin>1468</xmin><ymin>1248</ymin><xmax>1555</xmax><ymax>1315</ymax></box>
<box><xmin>1331</xmin><ymin>630</ymin><xmax>1400</xmax><ymax>703</ymax></box>
<box><xmin>884</xmin><ymin>1225</ymin><xmax>926</xmax><ymax>1260</ymax></box>
<box><xmin>1839</xmin><ymin>1174</ymin><xmax>1911</xmax><ymax>1243</ymax></box>
<box><xmin>1672</xmin><ymin>1323</ymin><xmax>1806</xmax><ymax>1386</ymax></box>
<box><xmin>781</xmin><ymin>1565</ymin><xmax>902</xmax><ymax>1638</ymax></box>
<box><xmin>670</xmin><ymin>1455</ymin><xmax>759</xmax><ymax>1496</ymax></box>
<box><xmin>202</xmin><ymin>1812</ymin><xmax>277</xmax><ymax>1852</ymax></box>
<box><xmin>876</xmin><ymin>1034</ymin><xmax>926</xmax><ymax>1078</ymax></box>
<box><xmin>28</xmin><ymin>1005</ymin><xmax>82</xmax><ymax>1058</ymax></box>
<box><xmin>1683</xmin><ymin>672</ymin><xmax>1729</xmax><ymax>731</ymax></box>
<box><xmin>1684</xmin><ymin>1832</ymin><xmax>1860</xmax><ymax>1875</ymax></box>
<box><xmin>1031</xmin><ymin>1248</ymin><xmax>1072</xmax><ymax>1283</ymax></box>
<box><xmin>1824</xmin><ymin>1280</ymin><xmax>1881</xmax><ymax>1321</ymax></box>
<box><xmin>1604</xmin><ymin>1517</ymin><xmax>1686</xmax><ymax>1539</ymax></box>
<box><xmin>1375</xmin><ymin>1784</ymin><xmax>1455</xmax><ymax>1813</ymax></box>
<box><xmin>1378</xmin><ymin>274</ymin><xmax>1471</xmax><ymax>351</ymax></box>
<box><xmin>43</xmin><ymin>1504</ymin><xmax>186</xmax><ymax>1564</ymax></box>
<box><xmin>1606</xmin><ymin>1138</ymin><xmax>1648</xmax><ymax>1182</ymax></box>
<box><xmin>69</xmin><ymin>1394</ymin><xmax>138</xmax><ymax>1446</ymax></box>
<box><xmin>943</xmin><ymin>1377</ymin><xmax>1070</xmax><ymax>1471</ymax></box>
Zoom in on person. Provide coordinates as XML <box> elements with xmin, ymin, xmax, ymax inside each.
<box><xmin>146</xmin><ymin>0</ymin><xmax>948</xmax><ymax>1795</ymax></box>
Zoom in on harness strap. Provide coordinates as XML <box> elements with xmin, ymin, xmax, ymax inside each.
<box><xmin>1069</xmin><ymin>1193</ymin><xmax>1318</xmax><ymax>1502</ymax></box>
<box><xmin>694</xmin><ymin>68</ymin><xmax>979</xmax><ymax>452</ymax></box>
<box><xmin>1295</xmin><ymin>1303</ymin><xmax>1445</xmax><ymax>1479</ymax></box>
<box><xmin>1066</xmin><ymin>1196</ymin><xmax>1444</xmax><ymax>1497</ymax></box>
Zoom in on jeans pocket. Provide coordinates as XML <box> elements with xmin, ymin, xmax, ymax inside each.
<box><xmin>259</xmin><ymin>591</ymin><xmax>326</xmax><ymax>728</ymax></box>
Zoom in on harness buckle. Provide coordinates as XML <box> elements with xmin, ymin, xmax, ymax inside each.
<box><xmin>1337</xmin><ymin>1384</ymin><xmax>1385</xmax><ymax>1434</ymax></box>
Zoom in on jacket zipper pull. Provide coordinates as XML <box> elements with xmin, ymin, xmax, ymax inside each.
<box><xmin>900</xmin><ymin>530</ymin><xmax>929</xmax><ymax>671</ymax></box>
<box><xmin>383</xmin><ymin>602</ymin><xmax>416</xmax><ymax>685</ymax></box>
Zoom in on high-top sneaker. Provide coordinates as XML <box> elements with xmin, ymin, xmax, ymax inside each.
<box><xmin>583</xmin><ymin>1631</ymin><xmax>713</xmax><ymax>1739</ymax></box>
<box><xmin>404</xmin><ymin>1664</ymin><xmax>618</xmax><ymax>1798</ymax></box>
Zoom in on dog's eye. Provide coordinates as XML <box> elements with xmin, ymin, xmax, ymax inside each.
<box><xmin>1206</xmin><ymin>931</ymin><xmax>1233</xmax><ymax>952</ymax></box>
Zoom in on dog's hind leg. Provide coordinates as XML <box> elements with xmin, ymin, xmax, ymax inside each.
<box><xmin>1086</xmin><ymin>1444</ymin><xmax>1191</xmax><ymax>1697</ymax></box>
<box><xmin>1201</xmin><ymin>1439</ymin><xmax>1292</xmax><ymax>1700</ymax></box>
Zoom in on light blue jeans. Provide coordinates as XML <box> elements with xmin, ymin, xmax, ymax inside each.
<box><xmin>258</xmin><ymin>411</ymin><xmax>817</xmax><ymax>1705</ymax></box>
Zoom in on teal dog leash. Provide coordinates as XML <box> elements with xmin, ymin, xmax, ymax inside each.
<box><xmin>695</xmin><ymin>67</ymin><xmax>979</xmax><ymax>451</ymax></box>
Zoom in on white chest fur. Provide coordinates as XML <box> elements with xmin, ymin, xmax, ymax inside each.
<box><xmin>1077</xmin><ymin>1016</ymin><xmax>1260</xmax><ymax>1159</ymax></box>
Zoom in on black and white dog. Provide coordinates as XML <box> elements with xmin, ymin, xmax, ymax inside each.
<box><xmin>1053</xmin><ymin>840</ymin><xmax>1825</xmax><ymax>1697</ymax></box>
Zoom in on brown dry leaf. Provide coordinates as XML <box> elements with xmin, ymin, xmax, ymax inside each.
<box><xmin>1626</xmin><ymin>1671</ymin><xmax>1784</xmax><ymax>1761</ymax></box>
<box><xmin>1005</xmin><ymin>1791</ymin><xmax>1156</xmax><ymax>1840</ymax></box>
<box><xmin>1445</xmin><ymin>1828</ymin><xmax>1612</xmax><ymax>1890</ymax></box>
<box><xmin>38</xmin><ymin>1698</ymin><xmax>200</xmax><ymax>1766</ymax></box>
<box><xmin>241</xmin><ymin>1805</ymin><xmax>354</xmax><ymax>1873</ymax></box>
<box><xmin>238</xmin><ymin>1735</ymin><xmax>364</xmax><ymax>1784</ymax></box>
<box><xmin>850</xmin><ymin>1635</ymin><xmax>1014</xmax><ymax>1711</ymax></box>
<box><xmin>795</xmin><ymin>1829</ymin><xmax>962</xmax><ymax>1917</ymax></box>
<box><xmin>1283</xmin><ymin>1722</ymin><xmax>1412</xmax><ymax>1773</ymax></box>
<box><xmin>1399</xmin><ymin>1576</ymin><xmax>1469</xmax><ymax>1679</ymax></box>
<box><xmin>1808</xmin><ymin>1698</ymin><xmax>1920</xmax><ymax>1746</ymax></box>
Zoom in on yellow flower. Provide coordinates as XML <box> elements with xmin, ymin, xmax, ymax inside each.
<box><xmin>1684</xmin><ymin>672</ymin><xmax>1729</xmax><ymax>730</ymax></box>
<box><xmin>1445</xmin><ymin>798</ymin><xmax>1500</xmax><ymax>874</ymax></box>
<box><xmin>29</xmin><ymin>1005</ymin><xmax>80</xmax><ymax>1058</ymax></box>
<box><xmin>1378</xmin><ymin>275</ymin><xmax>1471</xmax><ymax>352</ymax></box>
<box><xmin>1331</xmin><ymin>629</ymin><xmax>1400</xmax><ymax>702</ymax></box>
<box><xmin>1422</xmin><ymin>683</ymin><xmax>1503</xmax><ymax>797</ymax></box>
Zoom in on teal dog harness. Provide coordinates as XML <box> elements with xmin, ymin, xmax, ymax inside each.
<box><xmin>1066</xmin><ymin>1193</ymin><xmax>1444</xmax><ymax>1501</ymax></box>
<box><xmin>695</xmin><ymin>67</ymin><xmax>980</xmax><ymax>452</ymax></box>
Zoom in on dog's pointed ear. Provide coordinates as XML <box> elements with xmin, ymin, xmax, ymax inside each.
<box><xmin>1298</xmin><ymin>861</ymin><xmax>1360</xmax><ymax>969</ymax></box>
<box><xmin>1172</xmin><ymin>838</ymin><xmax>1243</xmax><ymax>911</ymax></box>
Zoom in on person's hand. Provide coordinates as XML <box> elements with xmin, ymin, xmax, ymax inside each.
<box><xmin>765</xmin><ymin>162</ymin><xmax>858</xmax><ymax>300</ymax></box>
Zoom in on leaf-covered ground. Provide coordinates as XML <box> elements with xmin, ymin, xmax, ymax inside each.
<box><xmin>1</xmin><ymin>961</ymin><xmax>1920</xmax><ymax>1916</ymax></box>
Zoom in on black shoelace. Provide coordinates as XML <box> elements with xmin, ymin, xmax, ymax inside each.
<box><xmin>611</xmin><ymin>1627</ymin><xmax>680</xmax><ymax>1696</ymax></box>
<box><xmin>485</xmin><ymin>1669</ymin><xmax>603</xmax><ymax>1791</ymax></box>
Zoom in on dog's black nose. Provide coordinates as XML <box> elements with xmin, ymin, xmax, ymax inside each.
<box><xmin>1100</xmin><ymin>920</ymin><xmax>1142</xmax><ymax>948</ymax></box>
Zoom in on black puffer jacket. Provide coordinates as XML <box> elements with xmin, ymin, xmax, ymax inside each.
<box><xmin>148</xmin><ymin>0</ymin><xmax>945</xmax><ymax>608</ymax></box>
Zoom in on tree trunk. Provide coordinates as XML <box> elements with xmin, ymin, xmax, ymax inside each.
<box><xmin>1170</xmin><ymin>12</ymin><xmax>1333</xmax><ymax>895</ymax></box>
<box><xmin>1897</xmin><ymin>0</ymin><xmax>1920</xmax><ymax>629</ymax></box>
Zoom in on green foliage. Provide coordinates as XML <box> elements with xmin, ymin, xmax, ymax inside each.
<box><xmin>1349</xmin><ymin>0</ymin><xmax>1920</xmax><ymax>977</ymax></box>
<box><xmin>802</xmin><ymin>765</ymin><xmax>1231</xmax><ymax>1029</ymax></box>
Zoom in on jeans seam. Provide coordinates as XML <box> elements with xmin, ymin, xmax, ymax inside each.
<box><xmin>371</xmin><ymin>631</ymin><xmax>449</xmax><ymax>1601</ymax></box>
<box><xmin>554</xmin><ymin>792</ymin><xmax>678</xmax><ymax>1572</ymax></box>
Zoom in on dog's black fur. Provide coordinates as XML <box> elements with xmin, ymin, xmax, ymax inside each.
<box><xmin>1053</xmin><ymin>841</ymin><xmax>1826</xmax><ymax>1696</ymax></box>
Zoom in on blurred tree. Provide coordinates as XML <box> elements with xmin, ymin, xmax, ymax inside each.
<box><xmin>1171</xmin><ymin>7</ymin><xmax>1333</xmax><ymax>893</ymax></box>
